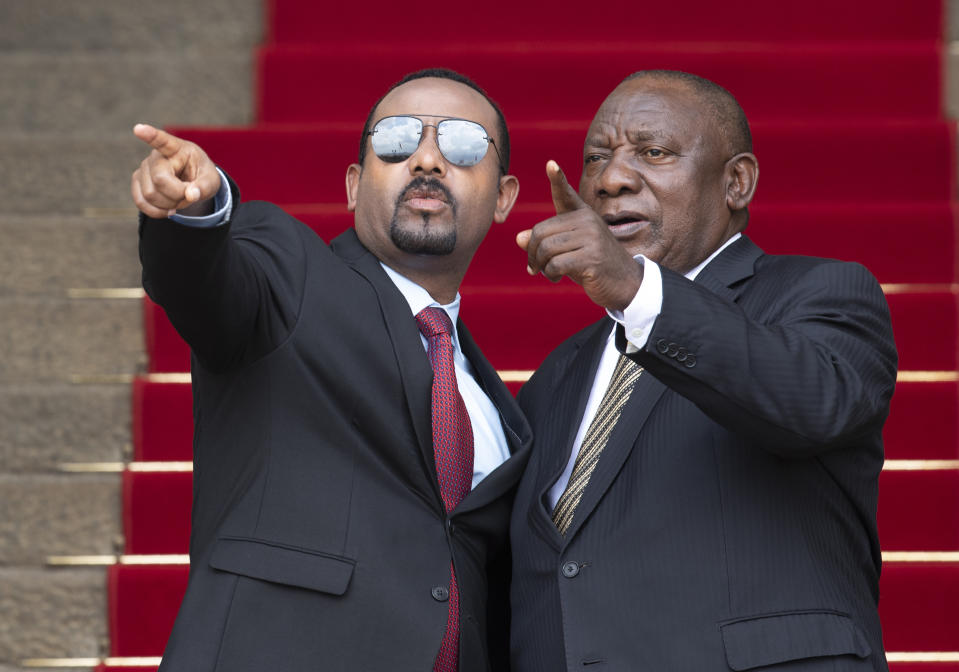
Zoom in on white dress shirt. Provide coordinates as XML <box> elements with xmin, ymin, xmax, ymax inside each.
<box><xmin>380</xmin><ymin>265</ymin><xmax>511</xmax><ymax>489</ymax></box>
<box><xmin>547</xmin><ymin>234</ymin><xmax>742</xmax><ymax>509</ymax></box>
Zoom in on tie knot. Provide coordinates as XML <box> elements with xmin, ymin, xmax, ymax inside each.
<box><xmin>415</xmin><ymin>307</ymin><xmax>454</xmax><ymax>340</ymax></box>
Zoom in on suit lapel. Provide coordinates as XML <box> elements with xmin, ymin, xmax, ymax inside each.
<box><xmin>331</xmin><ymin>230</ymin><xmax>441</xmax><ymax>504</ymax></box>
<box><xmin>694</xmin><ymin>235</ymin><xmax>762</xmax><ymax>302</ymax></box>
<box><xmin>559</xmin><ymin>366</ymin><xmax>667</xmax><ymax>544</ymax></box>
<box><xmin>526</xmin><ymin>320</ymin><xmax>610</xmax><ymax>550</ymax></box>
<box><xmin>558</xmin><ymin>236</ymin><xmax>763</xmax><ymax>544</ymax></box>
<box><xmin>454</xmin><ymin>322</ymin><xmax>533</xmax><ymax>515</ymax></box>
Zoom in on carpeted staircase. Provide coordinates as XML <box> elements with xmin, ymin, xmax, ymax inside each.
<box><xmin>99</xmin><ymin>0</ymin><xmax>959</xmax><ymax>669</ymax></box>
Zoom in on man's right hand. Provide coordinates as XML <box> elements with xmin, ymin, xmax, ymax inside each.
<box><xmin>131</xmin><ymin>124</ymin><xmax>220</xmax><ymax>219</ymax></box>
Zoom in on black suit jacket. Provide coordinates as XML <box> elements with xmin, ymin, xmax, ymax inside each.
<box><xmin>510</xmin><ymin>236</ymin><xmax>897</xmax><ymax>672</ymax></box>
<box><xmin>139</xmin><ymin>190</ymin><xmax>531</xmax><ymax>672</ymax></box>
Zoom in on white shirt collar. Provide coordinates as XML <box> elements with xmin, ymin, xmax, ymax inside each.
<box><xmin>380</xmin><ymin>262</ymin><xmax>463</xmax><ymax>352</ymax></box>
<box><xmin>685</xmin><ymin>232</ymin><xmax>742</xmax><ymax>281</ymax></box>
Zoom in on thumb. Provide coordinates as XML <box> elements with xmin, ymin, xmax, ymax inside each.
<box><xmin>515</xmin><ymin>229</ymin><xmax>531</xmax><ymax>251</ymax></box>
<box><xmin>547</xmin><ymin>160</ymin><xmax>586</xmax><ymax>214</ymax></box>
<box><xmin>184</xmin><ymin>183</ymin><xmax>202</xmax><ymax>203</ymax></box>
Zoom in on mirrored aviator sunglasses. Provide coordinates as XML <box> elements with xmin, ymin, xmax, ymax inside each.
<box><xmin>368</xmin><ymin>115</ymin><xmax>504</xmax><ymax>172</ymax></box>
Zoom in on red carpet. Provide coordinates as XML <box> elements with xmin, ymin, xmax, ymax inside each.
<box><xmin>113</xmin><ymin>0</ymin><xmax>958</xmax><ymax>667</ymax></box>
<box><xmin>143</xmin><ymin>288</ymin><xmax>959</xmax><ymax>372</ymax></box>
<box><xmin>167</xmin><ymin>122</ymin><xmax>955</xmax><ymax>206</ymax></box>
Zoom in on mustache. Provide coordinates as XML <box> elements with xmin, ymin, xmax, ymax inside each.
<box><xmin>396</xmin><ymin>176</ymin><xmax>456</xmax><ymax>210</ymax></box>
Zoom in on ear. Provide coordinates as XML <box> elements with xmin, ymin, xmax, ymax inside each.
<box><xmin>492</xmin><ymin>173</ymin><xmax>520</xmax><ymax>223</ymax></box>
<box><xmin>724</xmin><ymin>153</ymin><xmax>759</xmax><ymax>212</ymax></box>
<box><xmin>345</xmin><ymin>163</ymin><xmax>362</xmax><ymax>212</ymax></box>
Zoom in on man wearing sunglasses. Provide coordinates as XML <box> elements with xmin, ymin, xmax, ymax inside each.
<box><xmin>131</xmin><ymin>68</ymin><xmax>528</xmax><ymax>672</ymax></box>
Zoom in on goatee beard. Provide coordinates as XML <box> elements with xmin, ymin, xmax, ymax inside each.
<box><xmin>389</xmin><ymin>177</ymin><xmax>458</xmax><ymax>255</ymax></box>
<box><xmin>390</xmin><ymin>213</ymin><xmax>457</xmax><ymax>255</ymax></box>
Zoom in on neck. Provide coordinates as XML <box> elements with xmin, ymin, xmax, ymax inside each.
<box><xmin>384</xmin><ymin>259</ymin><xmax>465</xmax><ymax>305</ymax></box>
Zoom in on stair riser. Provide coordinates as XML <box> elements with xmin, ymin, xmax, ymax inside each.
<box><xmin>169</xmin><ymin>123</ymin><xmax>956</xmax><ymax>206</ymax></box>
<box><xmin>0</xmin><ymin>475</ymin><xmax>119</xmax><ymax>564</ymax></box>
<box><xmin>0</xmin><ymin>54</ymin><xmax>252</xmax><ymax>133</ymax></box>
<box><xmin>0</xmin><ymin>384</ymin><xmax>129</xmax><ymax>472</ymax></box>
<box><xmin>0</xmin><ymin>568</ymin><xmax>106</xmax><ymax>663</ymax></box>
<box><xmin>259</xmin><ymin>47</ymin><xmax>942</xmax><ymax>124</ymax></box>
<box><xmin>0</xmin><ymin>0</ymin><xmax>262</xmax><ymax>51</ymax></box>
<box><xmin>0</xmin><ymin>218</ymin><xmax>140</xmax><ymax>296</ymax></box>
<box><xmin>0</xmin><ymin>298</ymin><xmax>143</xmax><ymax>383</ymax></box>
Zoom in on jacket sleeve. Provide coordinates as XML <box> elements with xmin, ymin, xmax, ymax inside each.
<box><xmin>626</xmin><ymin>259</ymin><xmax>898</xmax><ymax>457</ymax></box>
<box><xmin>138</xmin><ymin>179</ymin><xmax>312</xmax><ymax>372</ymax></box>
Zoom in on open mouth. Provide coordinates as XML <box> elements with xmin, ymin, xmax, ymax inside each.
<box><xmin>602</xmin><ymin>212</ymin><xmax>647</xmax><ymax>235</ymax></box>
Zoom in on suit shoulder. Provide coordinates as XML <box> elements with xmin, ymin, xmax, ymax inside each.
<box><xmin>753</xmin><ymin>253</ymin><xmax>883</xmax><ymax>296</ymax></box>
<box><xmin>756</xmin><ymin>252</ymin><xmax>878</xmax><ymax>281</ymax></box>
<box><xmin>231</xmin><ymin>201</ymin><xmax>320</xmax><ymax>244</ymax></box>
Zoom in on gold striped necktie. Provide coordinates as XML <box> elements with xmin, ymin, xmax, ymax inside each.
<box><xmin>552</xmin><ymin>355</ymin><xmax>644</xmax><ymax>535</ymax></box>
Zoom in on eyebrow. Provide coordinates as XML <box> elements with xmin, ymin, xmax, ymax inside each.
<box><xmin>585</xmin><ymin>127</ymin><xmax>673</xmax><ymax>147</ymax></box>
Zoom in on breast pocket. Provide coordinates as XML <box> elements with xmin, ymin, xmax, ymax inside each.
<box><xmin>720</xmin><ymin>610</ymin><xmax>872</xmax><ymax>671</ymax></box>
<box><xmin>209</xmin><ymin>536</ymin><xmax>355</xmax><ymax>594</ymax></box>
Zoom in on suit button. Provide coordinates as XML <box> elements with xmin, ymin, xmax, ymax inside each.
<box><xmin>431</xmin><ymin>586</ymin><xmax>450</xmax><ymax>602</ymax></box>
<box><xmin>684</xmin><ymin>355</ymin><xmax>697</xmax><ymax>368</ymax></box>
<box><xmin>666</xmin><ymin>342</ymin><xmax>679</xmax><ymax>357</ymax></box>
<box><xmin>561</xmin><ymin>561</ymin><xmax>580</xmax><ymax>578</ymax></box>
<box><xmin>676</xmin><ymin>347</ymin><xmax>688</xmax><ymax>362</ymax></box>
<box><xmin>447</xmin><ymin>519</ymin><xmax>455</xmax><ymax>534</ymax></box>
<box><xmin>656</xmin><ymin>339</ymin><xmax>669</xmax><ymax>354</ymax></box>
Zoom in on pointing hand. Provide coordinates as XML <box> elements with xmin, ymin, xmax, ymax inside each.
<box><xmin>131</xmin><ymin>124</ymin><xmax>219</xmax><ymax>219</ymax></box>
<box><xmin>516</xmin><ymin>161</ymin><xmax>643</xmax><ymax>311</ymax></box>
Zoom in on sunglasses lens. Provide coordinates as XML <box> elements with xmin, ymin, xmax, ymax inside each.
<box><xmin>437</xmin><ymin>119</ymin><xmax>490</xmax><ymax>167</ymax></box>
<box><xmin>370</xmin><ymin>116</ymin><xmax>423</xmax><ymax>163</ymax></box>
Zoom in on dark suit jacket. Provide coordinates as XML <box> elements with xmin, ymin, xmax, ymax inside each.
<box><xmin>510</xmin><ymin>236</ymin><xmax>897</xmax><ymax>672</ymax></box>
<box><xmin>139</xmin><ymin>188</ymin><xmax>532</xmax><ymax>672</ymax></box>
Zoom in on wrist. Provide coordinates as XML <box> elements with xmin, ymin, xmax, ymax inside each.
<box><xmin>177</xmin><ymin>198</ymin><xmax>215</xmax><ymax>217</ymax></box>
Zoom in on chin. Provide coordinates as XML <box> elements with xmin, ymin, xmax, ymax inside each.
<box><xmin>390</xmin><ymin>227</ymin><xmax>457</xmax><ymax>256</ymax></box>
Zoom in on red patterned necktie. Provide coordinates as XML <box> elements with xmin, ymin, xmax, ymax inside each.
<box><xmin>415</xmin><ymin>307</ymin><xmax>474</xmax><ymax>672</ymax></box>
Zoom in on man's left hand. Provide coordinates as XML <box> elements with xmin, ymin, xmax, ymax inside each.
<box><xmin>516</xmin><ymin>161</ymin><xmax>643</xmax><ymax>311</ymax></box>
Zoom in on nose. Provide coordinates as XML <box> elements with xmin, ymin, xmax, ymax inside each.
<box><xmin>594</xmin><ymin>150</ymin><xmax>641</xmax><ymax>198</ymax></box>
<box><xmin>408</xmin><ymin>125</ymin><xmax>447</xmax><ymax>177</ymax></box>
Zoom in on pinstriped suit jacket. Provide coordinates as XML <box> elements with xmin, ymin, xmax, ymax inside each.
<box><xmin>510</xmin><ymin>236</ymin><xmax>898</xmax><ymax>672</ymax></box>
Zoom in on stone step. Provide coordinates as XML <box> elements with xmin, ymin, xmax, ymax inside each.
<box><xmin>0</xmin><ymin>52</ymin><xmax>252</xmax><ymax>133</ymax></box>
<box><xmin>0</xmin><ymin>383</ymin><xmax>130</xmax><ymax>472</ymax></box>
<box><xmin>0</xmin><ymin>667</ymin><xmax>89</xmax><ymax>672</ymax></box>
<box><xmin>1</xmin><ymin>133</ymin><xmax>152</xmax><ymax>215</ymax></box>
<box><xmin>0</xmin><ymin>297</ymin><xmax>144</xmax><ymax>382</ymax></box>
<box><xmin>947</xmin><ymin>42</ymin><xmax>959</xmax><ymax>119</ymax></box>
<box><xmin>0</xmin><ymin>567</ymin><xmax>106</xmax><ymax>663</ymax></box>
<box><xmin>0</xmin><ymin>474</ymin><xmax>120</xmax><ymax>564</ymax></box>
<box><xmin>0</xmin><ymin>0</ymin><xmax>262</xmax><ymax>51</ymax></box>
<box><xmin>0</xmin><ymin>215</ymin><xmax>140</xmax><ymax>296</ymax></box>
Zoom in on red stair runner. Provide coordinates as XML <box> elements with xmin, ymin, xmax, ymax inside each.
<box><xmin>135</xmin><ymin>379</ymin><xmax>959</xmax><ymax>463</ymax></box>
<box><xmin>143</xmin><ymin>288</ymin><xmax>959</xmax><ymax>372</ymax></box>
<box><xmin>166</xmin><ymin>122</ymin><xmax>956</xmax><ymax>206</ymax></box>
<box><xmin>105</xmin><ymin>561</ymin><xmax>959</xmax><ymax>657</ymax></box>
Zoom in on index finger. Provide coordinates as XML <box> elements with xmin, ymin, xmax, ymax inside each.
<box><xmin>546</xmin><ymin>160</ymin><xmax>587</xmax><ymax>215</ymax></box>
<box><xmin>133</xmin><ymin>123</ymin><xmax>183</xmax><ymax>159</ymax></box>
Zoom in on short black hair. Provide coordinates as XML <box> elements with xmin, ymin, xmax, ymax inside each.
<box><xmin>623</xmin><ymin>70</ymin><xmax>752</xmax><ymax>156</ymax></box>
<box><xmin>357</xmin><ymin>68</ymin><xmax>510</xmax><ymax>172</ymax></box>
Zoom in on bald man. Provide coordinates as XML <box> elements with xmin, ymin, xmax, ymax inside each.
<box><xmin>510</xmin><ymin>71</ymin><xmax>896</xmax><ymax>671</ymax></box>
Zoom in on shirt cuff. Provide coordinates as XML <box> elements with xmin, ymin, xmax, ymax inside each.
<box><xmin>606</xmin><ymin>255</ymin><xmax>663</xmax><ymax>353</ymax></box>
<box><xmin>168</xmin><ymin>167</ymin><xmax>232</xmax><ymax>228</ymax></box>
